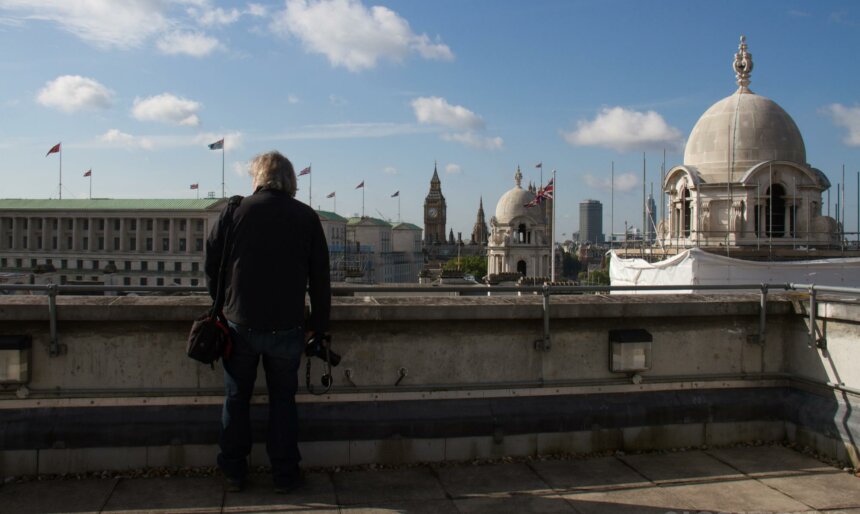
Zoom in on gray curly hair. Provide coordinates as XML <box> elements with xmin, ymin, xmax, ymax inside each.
<box><xmin>249</xmin><ymin>151</ymin><xmax>297</xmax><ymax>197</ymax></box>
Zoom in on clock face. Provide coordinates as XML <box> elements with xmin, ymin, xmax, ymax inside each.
<box><xmin>428</xmin><ymin>207</ymin><xmax>438</xmax><ymax>218</ymax></box>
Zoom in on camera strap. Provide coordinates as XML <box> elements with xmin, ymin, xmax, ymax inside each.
<box><xmin>305</xmin><ymin>345</ymin><xmax>333</xmax><ymax>396</ymax></box>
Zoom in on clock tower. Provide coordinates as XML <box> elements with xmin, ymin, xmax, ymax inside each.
<box><xmin>423</xmin><ymin>163</ymin><xmax>447</xmax><ymax>244</ymax></box>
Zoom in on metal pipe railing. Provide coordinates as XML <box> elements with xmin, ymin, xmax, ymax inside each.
<box><xmin>4</xmin><ymin>282</ymin><xmax>860</xmax><ymax>360</ymax></box>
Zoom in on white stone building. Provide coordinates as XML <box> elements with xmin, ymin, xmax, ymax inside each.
<box><xmin>0</xmin><ymin>198</ymin><xmax>224</xmax><ymax>287</ymax></box>
<box><xmin>487</xmin><ymin>167</ymin><xmax>551</xmax><ymax>277</ymax></box>
<box><xmin>660</xmin><ymin>36</ymin><xmax>837</xmax><ymax>249</ymax></box>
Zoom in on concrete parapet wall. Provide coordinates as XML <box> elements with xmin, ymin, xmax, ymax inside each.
<box><xmin>1</xmin><ymin>292</ymin><xmax>859</xmax><ymax>473</ymax></box>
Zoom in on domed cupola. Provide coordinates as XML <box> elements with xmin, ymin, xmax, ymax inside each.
<box><xmin>494</xmin><ymin>166</ymin><xmax>538</xmax><ymax>224</ymax></box>
<box><xmin>683</xmin><ymin>36</ymin><xmax>806</xmax><ymax>182</ymax></box>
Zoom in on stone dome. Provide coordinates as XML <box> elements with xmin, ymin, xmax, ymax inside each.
<box><xmin>684</xmin><ymin>92</ymin><xmax>806</xmax><ymax>180</ymax></box>
<box><xmin>495</xmin><ymin>186</ymin><xmax>537</xmax><ymax>224</ymax></box>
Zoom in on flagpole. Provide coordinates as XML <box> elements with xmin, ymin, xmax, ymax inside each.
<box><xmin>334</xmin><ymin>195</ymin><xmax>336</xmax><ymax>214</ymax></box>
<box><xmin>309</xmin><ymin>163</ymin><xmax>313</xmax><ymax>206</ymax></box>
<box><xmin>398</xmin><ymin>195</ymin><xmax>401</xmax><ymax>222</ymax></box>
<box><xmin>59</xmin><ymin>144</ymin><xmax>63</xmax><ymax>200</ymax></box>
<box><xmin>221</xmin><ymin>144</ymin><xmax>225</xmax><ymax>199</ymax></box>
<box><xmin>551</xmin><ymin>169</ymin><xmax>557</xmax><ymax>282</ymax></box>
<box><xmin>362</xmin><ymin>186</ymin><xmax>365</xmax><ymax>217</ymax></box>
<box><xmin>89</xmin><ymin>170</ymin><xmax>92</xmax><ymax>200</ymax></box>
<box><xmin>610</xmin><ymin>161</ymin><xmax>614</xmax><ymax>247</ymax></box>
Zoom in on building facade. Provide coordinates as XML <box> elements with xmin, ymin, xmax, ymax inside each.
<box><xmin>470</xmin><ymin>197</ymin><xmax>489</xmax><ymax>245</ymax></box>
<box><xmin>579</xmin><ymin>199</ymin><xmax>603</xmax><ymax>244</ymax></box>
<box><xmin>317</xmin><ymin>210</ymin><xmax>348</xmax><ymax>282</ymax></box>
<box><xmin>0</xmin><ymin>198</ymin><xmax>224</xmax><ymax>287</ymax></box>
<box><xmin>660</xmin><ymin>37</ymin><xmax>836</xmax><ymax>249</ymax></box>
<box><xmin>487</xmin><ymin>167</ymin><xmax>551</xmax><ymax>278</ymax></box>
<box><xmin>423</xmin><ymin>164</ymin><xmax>447</xmax><ymax>244</ymax></box>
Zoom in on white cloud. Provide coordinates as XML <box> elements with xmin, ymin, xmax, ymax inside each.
<box><xmin>287</xmin><ymin>94</ymin><xmax>300</xmax><ymax>104</ymax></box>
<box><xmin>36</xmin><ymin>75</ymin><xmax>113</xmax><ymax>113</ymax></box>
<box><xmin>823</xmin><ymin>103</ymin><xmax>860</xmax><ymax>146</ymax></box>
<box><xmin>441</xmin><ymin>132</ymin><xmax>504</xmax><ymax>150</ymax></box>
<box><xmin>583</xmin><ymin>172</ymin><xmax>638</xmax><ymax>193</ymax></box>
<box><xmin>132</xmin><ymin>93</ymin><xmax>201</xmax><ymax>126</ymax></box>
<box><xmin>246</xmin><ymin>3</ymin><xmax>267</xmax><ymax>17</ymax></box>
<box><xmin>195</xmin><ymin>131</ymin><xmax>243</xmax><ymax>151</ymax></box>
<box><xmin>562</xmin><ymin>106</ymin><xmax>683</xmax><ymax>152</ymax></box>
<box><xmin>267</xmin><ymin>122</ymin><xmax>434</xmax><ymax>140</ymax></box>
<box><xmin>0</xmin><ymin>0</ymin><xmax>169</xmax><ymax>49</ymax></box>
<box><xmin>156</xmin><ymin>31</ymin><xmax>220</xmax><ymax>57</ymax></box>
<box><xmin>383</xmin><ymin>166</ymin><xmax>397</xmax><ymax>175</ymax></box>
<box><xmin>445</xmin><ymin>163</ymin><xmax>462</xmax><ymax>174</ymax></box>
<box><xmin>411</xmin><ymin>96</ymin><xmax>483</xmax><ymax>130</ymax></box>
<box><xmin>99</xmin><ymin>129</ymin><xmax>154</xmax><ymax>150</ymax></box>
<box><xmin>271</xmin><ymin>0</ymin><xmax>453</xmax><ymax>72</ymax></box>
<box><xmin>196</xmin><ymin>7</ymin><xmax>240</xmax><ymax>26</ymax></box>
<box><xmin>233</xmin><ymin>160</ymin><xmax>250</xmax><ymax>177</ymax></box>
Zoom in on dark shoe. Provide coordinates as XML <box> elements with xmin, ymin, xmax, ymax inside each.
<box><xmin>224</xmin><ymin>476</ymin><xmax>244</xmax><ymax>492</ymax></box>
<box><xmin>273</xmin><ymin>473</ymin><xmax>305</xmax><ymax>494</ymax></box>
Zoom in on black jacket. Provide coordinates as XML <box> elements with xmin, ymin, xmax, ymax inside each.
<box><xmin>205</xmin><ymin>189</ymin><xmax>331</xmax><ymax>332</ymax></box>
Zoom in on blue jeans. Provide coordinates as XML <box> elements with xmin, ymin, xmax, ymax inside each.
<box><xmin>218</xmin><ymin>321</ymin><xmax>304</xmax><ymax>483</ymax></box>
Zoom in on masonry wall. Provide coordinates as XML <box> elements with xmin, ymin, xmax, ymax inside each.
<box><xmin>1</xmin><ymin>292</ymin><xmax>858</xmax><ymax>474</ymax></box>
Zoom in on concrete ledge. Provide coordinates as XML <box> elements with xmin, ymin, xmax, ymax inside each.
<box><xmin>0</xmin><ymin>293</ymin><xmax>796</xmax><ymax>322</ymax></box>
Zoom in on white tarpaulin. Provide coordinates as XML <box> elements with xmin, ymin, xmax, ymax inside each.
<box><xmin>609</xmin><ymin>248</ymin><xmax>860</xmax><ymax>293</ymax></box>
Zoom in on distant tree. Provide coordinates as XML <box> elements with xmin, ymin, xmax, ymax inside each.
<box><xmin>561</xmin><ymin>250</ymin><xmax>581</xmax><ymax>279</ymax></box>
<box><xmin>578</xmin><ymin>269</ymin><xmax>610</xmax><ymax>285</ymax></box>
<box><xmin>443</xmin><ymin>255</ymin><xmax>487</xmax><ymax>279</ymax></box>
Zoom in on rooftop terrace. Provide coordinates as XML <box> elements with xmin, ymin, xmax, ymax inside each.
<box><xmin>2</xmin><ymin>284</ymin><xmax>860</xmax><ymax>511</ymax></box>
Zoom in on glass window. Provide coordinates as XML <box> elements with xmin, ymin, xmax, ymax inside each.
<box><xmin>179</xmin><ymin>220</ymin><xmax>186</xmax><ymax>231</ymax></box>
<box><xmin>130</xmin><ymin>219</ymin><xmax>137</xmax><ymax>230</ymax></box>
<box><xmin>163</xmin><ymin>220</ymin><xmax>170</xmax><ymax>231</ymax></box>
<box><xmin>141</xmin><ymin>261</ymin><xmax>148</xmax><ymax>271</ymax></box>
<box><xmin>77</xmin><ymin>260</ymin><xmax>83</xmax><ymax>270</ymax></box>
<box><xmin>92</xmin><ymin>260</ymin><xmax>99</xmax><ymax>270</ymax></box>
<box><xmin>156</xmin><ymin>278</ymin><xmax>164</xmax><ymax>286</ymax></box>
<box><xmin>157</xmin><ymin>261</ymin><xmax>165</xmax><ymax>272</ymax></box>
<box><xmin>179</xmin><ymin>238</ymin><xmax>186</xmax><ymax>251</ymax></box>
<box><xmin>174</xmin><ymin>262</ymin><xmax>182</xmax><ymax>272</ymax></box>
<box><xmin>191</xmin><ymin>278</ymin><xmax>199</xmax><ymax>286</ymax></box>
<box><xmin>124</xmin><ymin>261</ymin><xmax>131</xmax><ymax>271</ymax></box>
<box><xmin>0</xmin><ymin>258</ymin><xmax>6</xmax><ymax>267</ymax></box>
<box><xmin>61</xmin><ymin>259</ymin><xmax>67</xmax><ymax>269</ymax></box>
<box><xmin>162</xmin><ymin>238</ymin><xmax>169</xmax><ymax>251</ymax></box>
<box><xmin>15</xmin><ymin>258</ymin><xmax>22</xmax><ymax>268</ymax></box>
<box><xmin>140</xmin><ymin>278</ymin><xmax>147</xmax><ymax>286</ymax></box>
<box><xmin>22</xmin><ymin>236</ymin><xmax>28</xmax><ymax>248</ymax></box>
<box><xmin>191</xmin><ymin>262</ymin><xmax>199</xmax><ymax>272</ymax></box>
<box><xmin>98</xmin><ymin>237</ymin><xmax>104</xmax><ymax>250</ymax></box>
<box><xmin>146</xmin><ymin>238</ymin><xmax>153</xmax><ymax>251</ymax></box>
<box><xmin>146</xmin><ymin>219</ymin><xmax>153</xmax><ymax>231</ymax></box>
<box><xmin>113</xmin><ymin>237</ymin><xmax>120</xmax><ymax>250</ymax></box>
<box><xmin>52</xmin><ymin>236</ymin><xmax>57</xmax><ymax>249</ymax></box>
<box><xmin>22</xmin><ymin>218</ymin><xmax>28</xmax><ymax>229</ymax></box>
<box><xmin>196</xmin><ymin>220</ymin><xmax>204</xmax><ymax>231</ymax></box>
<box><xmin>98</xmin><ymin>219</ymin><xmax>104</xmax><ymax>230</ymax></box>
<box><xmin>123</xmin><ymin>277</ymin><xmax>131</xmax><ymax>286</ymax></box>
<box><xmin>82</xmin><ymin>219</ymin><xmax>89</xmax><ymax>230</ymax></box>
<box><xmin>114</xmin><ymin>219</ymin><xmax>120</xmax><ymax>230</ymax></box>
<box><xmin>67</xmin><ymin>237</ymin><xmax>72</xmax><ymax>249</ymax></box>
<box><xmin>82</xmin><ymin>237</ymin><xmax>88</xmax><ymax>249</ymax></box>
<box><xmin>195</xmin><ymin>238</ymin><xmax>203</xmax><ymax>251</ymax></box>
<box><xmin>129</xmin><ymin>238</ymin><xmax>137</xmax><ymax>251</ymax></box>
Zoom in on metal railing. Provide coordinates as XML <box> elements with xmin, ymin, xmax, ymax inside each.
<box><xmin>2</xmin><ymin>282</ymin><xmax>860</xmax><ymax>358</ymax></box>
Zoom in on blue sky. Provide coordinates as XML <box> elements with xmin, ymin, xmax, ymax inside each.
<box><xmin>1</xmin><ymin>0</ymin><xmax>858</xmax><ymax>239</ymax></box>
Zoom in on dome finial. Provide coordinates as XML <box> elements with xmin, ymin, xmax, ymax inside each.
<box><xmin>514</xmin><ymin>165</ymin><xmax>522</xmax><ymax>188</ymax></box>
<box><xmin>733</xmin><ymin>35</ymin><xmax>753</xmax><ymax>93</ymax></box>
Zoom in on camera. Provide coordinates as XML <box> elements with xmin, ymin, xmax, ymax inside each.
<box><xmin>304</xmin><ymin>333</ymin><xmax>341</xmax><ymax>367</ymax></box>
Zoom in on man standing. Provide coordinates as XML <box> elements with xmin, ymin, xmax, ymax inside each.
<box><xmin>205</xmin><ymin>151</ymin><xmax>331</xmax><ymax>493</ymax></box>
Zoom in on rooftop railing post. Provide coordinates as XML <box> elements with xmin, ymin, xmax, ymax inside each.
<box><xmin>47</xmin><ymin>283</ymin><xmax>62</xmax><ymax>356</ymax></box>
<box><xmin>539</xmin><ymin>284</ymin><xmax>551</xmax><ymax>352</ymax></box>
<box><xmin>758</xmin><ymin>283</ymin><xmax>768</xmax><ymax>345</ymax></box>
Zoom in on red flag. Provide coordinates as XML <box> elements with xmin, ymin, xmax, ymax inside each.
<box><xmin>535</xmin><ymin>162</ymin><xmax>542</xmax><ymax>169</ymax></box>
<box><xmin>46</xmin><ymin>143</ymin><xmax>61</xmax><ymax>157</ymax></box>
<box><xmin>208</xmin><ymin>139</ymin><xmax>224</xmax><ymax>150</ymax></box>
<box><xmin>391</xmin><ymin>191</ymin><xmax>399</xmax><ymax>197</ymax></box>
<box><xmin>326</xmin><ymin>191</ymin><xmax>336</xmax><ymax>198</ymax></box>
<box><xmin>355</xmin><ymin>181</ymin><xmax>364</xmax><ymax>189</ymax></box>
<box><xmin>298</xmin><ymin>166</ymin><xmax>311</xmax><ymax>176</ymax></box>
<box><xmin>83</xmin><ymin>169</ymin><xmax>92</xmax><ymax>177</ymax></box>
<box><xmin>190</xmin><ymin>183</ymin><xmax>199</xmax><ymax>190</ymax></box>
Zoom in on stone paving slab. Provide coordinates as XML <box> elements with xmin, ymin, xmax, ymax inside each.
<box><xmin>330</xmin><ymin>467</ymin><xmax>447</xmax><ymax>505</ymax></box>
<box><xmin>0</xmin><ymin>477</ymin><xmax>117</xmax><ymax>514</ymax></box>
<box><xmin>662</xmin><ymin>478</ymin><xmax>813</xmax><ymax>513</ymax></box>
<box><xmin>434</xmin><ymin>462</ymin><xmax>551</xmax><ymax>498</ymax></box>
<box><xmin>101</xmin><ymin>476</ymin><xmax>223</xmax><ymax>513</ymax></box>
<box><xmin>759</xmin><ymin>471</ymin><xmax>860</xmax><ymax>510</ymax></box>
<box><xmin>222</xmin><ymin>471</ymin><xmax>338</xmax><ymax>513</ymax></box>
<box><xmin>560</xmin><ymin>485</ymin><xmax>694</xmax><ymax>514</ymax></box>
<box><xmin>707</xmin><ymin>444</ymin><xmax>836</xmax><ymax>477</ymax></box>
<box><xmin>528</xmin><ymin>456</ymin><xmax>651</xmax><ymax>491</ymax></box>
<box><xmin>339</xmin><ymin>499</ymin><xmax>460</xmax><ymax>513</ymax></box>
<box><xmin>619</xmin><ymin>449</ymin><xmax>745</xmax><ymax>484</ymax></box>
<box><xmin>454</xmin><ymin>494</ymin><xmax>578</xmax><ymax>513</ymax></box>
